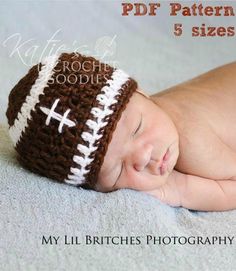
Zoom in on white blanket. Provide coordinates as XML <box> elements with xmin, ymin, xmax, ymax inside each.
<box><xmin>1</xmin><ymin>124</ymin><xmax>236</xmax><ymax>270</ymax></box>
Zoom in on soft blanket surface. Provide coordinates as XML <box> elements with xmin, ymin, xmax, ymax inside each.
<box><xmin>1</xmin><ymin>125</ymin><xmax>236</xmax><ymax>270</ymax></box>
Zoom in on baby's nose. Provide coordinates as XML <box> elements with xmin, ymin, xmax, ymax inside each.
<box><xmin>133</xmin><ymin>143</ymin><xmax>153</xmax><ymax>171</ymax></box>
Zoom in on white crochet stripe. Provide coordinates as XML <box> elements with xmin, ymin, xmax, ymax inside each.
<box><xmin>65</xmin><ymin>68</ymin><xmax>130</xmax><ymax>186</ymax></box>
<box><xmin>39</xmin><ymin>99</ymin><xmax>76</xmax><ymax>133</ymax></box>
<box><xmin>8</xmin><ymin>54</ymin><xmax>59</xmax><ymax>146</ymax></box>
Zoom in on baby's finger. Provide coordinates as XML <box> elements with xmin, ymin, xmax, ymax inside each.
<box><xmin>144</xmin><ymin>188</ymin><xmax>163</xmax><ymax>201</ymax></box>
<box><xmin>144</xmin><ymin>184</ymin><xmax>181</xmax><ymax>207</ymax></box>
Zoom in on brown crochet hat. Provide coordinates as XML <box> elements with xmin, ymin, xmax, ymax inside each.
<box><xmin>6</xmin><ymin>52</ymin><xmax>138</xmax><ymax>189</ymax></box>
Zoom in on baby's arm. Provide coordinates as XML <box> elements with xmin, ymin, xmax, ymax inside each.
<box><xmin>145</xmin><ymin>170</ymin><xmax>236</xmax><ymax>212</ymax></box>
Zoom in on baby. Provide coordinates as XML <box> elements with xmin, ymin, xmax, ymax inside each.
<box><xmin>6</xmin><ymin>52</ymin><xmax>236</xmax><ymax>212</ymax></box>
<box><xmin>97</xmin><ymin>61</ymin><xmax>236</xmax><ymax>212</ymax></box>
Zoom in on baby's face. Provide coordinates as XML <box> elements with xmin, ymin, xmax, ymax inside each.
<box><xmin>95</xmin><ymin>90</ymin><xmax>180</xmax><ymax>192</ymax></box>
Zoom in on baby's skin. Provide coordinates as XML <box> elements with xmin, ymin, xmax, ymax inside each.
<box><xmin>96</xmin><ymin>61</ymin><xmax>236</xmax><ymax>212</ymax></box>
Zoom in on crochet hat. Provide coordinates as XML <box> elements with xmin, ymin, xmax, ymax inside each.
<box><xmin>6</xmin><ymin>52</ymin><xmax>140</xmax><ymax>189</ymax></box>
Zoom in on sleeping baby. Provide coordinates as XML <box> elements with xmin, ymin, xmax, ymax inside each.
<box><xmin>6</xmin><ymin>52</ymin><xmax>236</xmax><ymax>212</ymax></box>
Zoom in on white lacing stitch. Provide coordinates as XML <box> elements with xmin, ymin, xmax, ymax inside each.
<box><xmin>40</xmin><ymin>99</ymin><xmax>76</xmax><ymax>133</ymax></box>
<box><xmin>9</xmin><ymin>54</ymin><xmax>59</xmax><ymax>146</ymax></box>
<box><xmin>65</xmin><ymin>68</ymin><xmax>130</xmax><ymax>186</ymax></box>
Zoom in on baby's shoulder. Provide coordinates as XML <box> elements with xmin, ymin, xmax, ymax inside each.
<box><xmin>152</xmin><ymin>86</ymin><xmax>236</xmax><ymax>180</ymax></box>
<box><xmin>175</xmin><ymin>120</ymin><xmax>236</xmax><ymax>181</ymax></box>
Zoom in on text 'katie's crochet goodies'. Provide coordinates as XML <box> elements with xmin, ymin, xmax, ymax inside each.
<box><xmin>6</xmin><ymin>52</ymin><xmax>138</xmax><ymax>189</ymax></box>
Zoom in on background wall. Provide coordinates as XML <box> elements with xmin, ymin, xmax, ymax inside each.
<box><xmin>1</xmin><ymin>0</ymin><xmax>236</xmax><ymax>124</ymax></box>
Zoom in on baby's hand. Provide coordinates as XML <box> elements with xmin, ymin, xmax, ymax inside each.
<box><xmin>145</xmin><ymin>170</ymin><xmax>236</xmax><ymax>211</ymax></box>
<box><xmin>144</xmin><ymin>170</ymin><xmax>187</xmax><ymax>208</ymax></box>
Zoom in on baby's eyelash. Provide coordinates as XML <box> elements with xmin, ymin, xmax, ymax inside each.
<box><xmin>132</xmin><ymin>114</ymin><xmax>142</xmax><ymax>136</ymax></box>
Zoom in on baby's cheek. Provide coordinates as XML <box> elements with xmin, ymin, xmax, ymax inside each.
<box><xmin>123</xmin><ymin>176</ymin><xmax>138</xmax><ymax>189</ymax></box>
<box><xmin>116</xmin><ymin>172</ymin><xmax>138</xmax><ymax>190</ymax></box>
<box><xmin>124</xmin><ymin>173</ymin><xmax>150</xmax><ymax>190</ymax></box>
<box><xmin>125</xmin><ymin>172</ymin><xmax>169</xmax><ymax>191</ymax></box>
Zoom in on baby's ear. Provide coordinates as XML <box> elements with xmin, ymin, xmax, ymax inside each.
<box><xmin>136</xmin><ymin>88</ymin><xmax>150</xmax><ymax>99</ymax></box>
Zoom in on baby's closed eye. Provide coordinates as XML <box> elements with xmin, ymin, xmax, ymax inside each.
<box><xmin>112</xmin><ymin>114</ymin><xmax>143</xmax><ymax>187</ymax></box>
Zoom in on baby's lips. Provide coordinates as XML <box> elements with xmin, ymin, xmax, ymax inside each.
<box><xmin>148</xmin><ymin>159</ymin><xmax>162</xmax><ymax>175</ymax></box>
<box><xmin>160</xmin><ymin>162</ymin><xmax>168</xmax><ymax>175</ymax></box>
<box><xmin>163</xmin><ymin>148</ymin><xmax>170</xmax><ymax>162</ymax></box>
<box><xmin>159</xmin><ymin>149</ymin><xmax>170</xmax><ymax>175</ymax></box>
<box><xmin>149</xmin><ymin>148</ymin><xmax>170</xmax><ymax>176</ymax></box>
